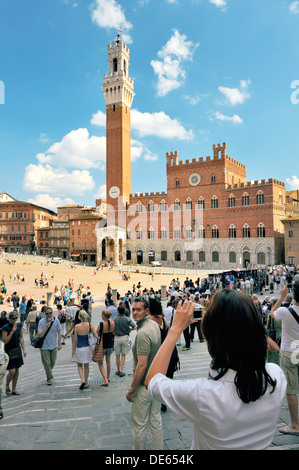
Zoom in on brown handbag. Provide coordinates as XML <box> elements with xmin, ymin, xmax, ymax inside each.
<box><xmin>92</xmin><ymin>322</ymin><xmax>103</xmax><ymax>363</ymax></box>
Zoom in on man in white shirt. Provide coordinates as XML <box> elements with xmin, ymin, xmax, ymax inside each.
<box><xmin>271</xmin><ymin>282</ymin><xmax>299</xmax><ymax>436</ymax></box>
<box><xmin>163</xmin><ymin>298</ymin><xmax>177</xmax><ymax>327</ymax></box>
<box><xmin>245</xmin><ymin>278</ymin><xmax>251</xmax><ymax>296</ymax></box>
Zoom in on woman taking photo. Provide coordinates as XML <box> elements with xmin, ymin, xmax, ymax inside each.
<box><xmin>72</xmin><ymin>309</ymin><xmax>98</xmax><ymax>390</ymax></box>
<box><xmin>2</xmin><ymin>311</ymin><xmax>27</xmax><ymax>396</ymax></box>
<box><xmin>145</xmin><ymin>290</ymin><xmax>287</xmax><ymax>450</ymax></box>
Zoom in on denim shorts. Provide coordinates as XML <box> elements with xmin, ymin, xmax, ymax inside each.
<box><xmin>103</xmin><ymin>347</ymin><xmax>114</xmax><ymax>357</ymax></box>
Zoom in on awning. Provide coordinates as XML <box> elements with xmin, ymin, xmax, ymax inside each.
<box><xmin>71</xmin><ymin>253</ymin><xmax>81</xmax><ymax>257</ymax></box>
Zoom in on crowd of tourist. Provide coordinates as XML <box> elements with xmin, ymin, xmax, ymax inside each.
<box><xmin>0</xmin><ymin>264</ymin><xmax>298</xmax><ymax>450</ymax></box>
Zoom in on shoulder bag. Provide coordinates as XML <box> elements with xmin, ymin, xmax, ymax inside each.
<box><xmin>7</xmin><ymin>323</ymin><xmax>23</xmax><ymax>360</ymax></box>
<box><xmin>92</xmin><ymin>322</ymin><xmax>104</xmax><ymax>363</ymax></box>
<box><xmin>88</xmin><ymin>324</ymin><xmax>98</xmax><ymax>346</ymax></box>
<box><xmin>288</xmin><ymin>306</ymin><xmax>299</xmax><ymax>325</ymax></box>
<box><xmin>31</xmin><ymin>319</ymin><xmax>54</xmax><ymax>348</ymax></box>
<box><xmin>267</xmin><ymin>316</ymin><xmax>276</xmax><ymax>341</ymax></box>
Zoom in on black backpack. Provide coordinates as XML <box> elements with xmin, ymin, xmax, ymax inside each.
<box><xmin>160</xmin><ymin>313</ymin><xmax>180</xmax><ymax>377</ymax></box>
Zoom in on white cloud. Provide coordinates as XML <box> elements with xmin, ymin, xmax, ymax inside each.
<box><xmin>218</xmin><ymin>79</ymin><xmax>251</xmax><ymax>105</ymax></box>
<box><xmin>93</xmin><ymin>184</ymin><xmax>106</xmax><ymax>200</ymax></box>
<box><xmin>290</xmin><ymin>1</ymin><xmax>299</xmax><ymax>14</ymax></box>
<box><xmin>91</xmin><ymin>0</ymin><xmax>133</xmax><ymax>43</ymax></box>
<box><xmin>131</xmin><ymin>109</ymin><xmax>194</xmax><ymax>140</ymax></box>
<box><xmin>28</xmin><ymin>193</ymin><xmax>76</xmax><ymax>211</ymax></box>
<box><xmin>39</xmin><ymin>133</ymin><xmax>50</xmax><ymax>143</ymax></box>
<box><xmin>151</xmin><ymin>29</ymin><xmax>199</xmax><ymax>96</ymax></box>
<box><xmin>91</xmin><ymin>110</ymin><xmax>106</xmax><ymax>127</ymax></box>
<box><xmin>144</xmin><ymin>152</ymin><xmax>158</xmax><ymax>161</ymax></box>
<box><xmin>131</xmin><ymin>139</ymin><xmax>144</xmax><ymax>161</ymax></box>
<box><xmin>36</xmin><ymin>128</ymin><xmax>106</xmax><ymax>170</ymax></box>
<box><xmin>91</xmin><ymin>108</ymin><xmax>193</xmax><ymax>140</ymax></box>
<box><xmin>184</xmin><ymin>94</ymin><xmax>200</xmax><ymax>105</ymax></box>
<box><xmin>286</xmin><ymin>175</ymin><xmax>299</xmax><ymax>189</ymax></box>
<box><xmin>210</xmin><ymin>0</ymin><xmax>227</xmax><ymax>10</ymax></box>
<box><xmin>23</xmin><ymin>164</ymin><xmax>94</xmax><ymax>196</ymax></box>
<box><xmin>213</xmin><ymin>111</ymin><xmax>243</xmax><ymax>124</ymax></box>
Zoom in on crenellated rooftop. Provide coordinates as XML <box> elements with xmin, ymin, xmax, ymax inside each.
<box><xmin>166</xmin><ymin>143</ymin><xmax>246</xmax><ymax>170</ymax></box>
<box><xmin>130</xmin><ymin>191</ymin><xmax>166</xmax><ymax>199</ymax></box>
<box><xmin>227</xmin><ymin>178</ymin><xmax>285</xmax><ymax>189</ymax></box>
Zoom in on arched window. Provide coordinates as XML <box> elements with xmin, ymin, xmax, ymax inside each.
<box><xmin>148</xmin><ymin>227</ymin><xmax>155</xmax><ymax>239</ymax></box>
<box><xmin>174</xmin><ymin>199</ymin><xmax>180</xmax><ymax>211</ymax></box>
<box><xmin>175</xmin><ymin>251</ymin><xmax>181</xmax><ymax>261</ymax></box>
<box><xmin>242</xmin><ymin>193</ymin><xmax>250</xmax><ymax>206</ymax></box>
<box><xmin>160</xmin><ymin>200</ymin><xmax>167</xmax><ymax>211</ymax></box>
<box><xmin>198</xmin><ymin>251</ymin><xmax>205</xmax><ymax>262</ymax></box>
<box><xmin>256</xmin><ymin>191</ymin><xmax>264</xmax><ymax>205</ymax></box>
<box><xmin>243</xmin><ymin>224</ymin><xmax>250</xmax><ymax>238</ymax></box>
<box><xmin>279</xmin><ymin>191</ymin><xmax>283</xmax><ymax>205</ymax></box>
<box><xmin>229</xmin><ymin>251</ymin><xmax>236</xmax><ymax>263</ymax></box>
<box><xmin>229</xmin><ymin>224</ymin><xmax>236</xmax><ymax>238</ymax></box>
<box><xmin>148</xmin><ymin>201</ymin><xmax>155</xmax><ymax>212</ymax></box>
<box><xmin>136</xmin><ymin>227</ymin><xmax>143</xmax><ymax>239</ymax></box>
<box><xmin>185</xmin><ymin>198</ymin><xmax>192</xmax><ymax>210</ymax></box>
<box><xmin>212</xmin><ymin>225</ymin><xmax>219</xmax><ymax>238</ymax></box>
<box><xmin>198</xmin><ymin>197</ymin><xmax>205</xmax><ymax>209</ymax></box>
<box><xmin>113</xmin><ymin>58</ymin><xmax>118</xmax><ymax>72</ymax></box>
<box><xmin>186</xmin><ymin>226</ymin><xmax>193</xmax><ymax>239</ymax></box>
<box><xmin>126</xmin><ymin>250</ymin><xmax>131</xmax><ymax>261</ymax></box>
<box><xmin>174</xmin><ymin>226</ymin><xmax>181</xmax><ymax>239</ymax></box>
<box><xmin>186</xmin><ymin>251</ymin><xmax>193</xmax><ymax>262</ymax></box>
<box><xmin>160</xmin><ymin>227</ymin><xmax>167</xmax><ymax>239</ymax></box>
<box><xmin>211</xmin><ymin>195</ymin><xmax>218</xmax><ymax>209</ymax></box>
<box><xmin>198</xmin><ymin>226</ymin><xmax>205</xmax><ymax>239</ymax></box>
<box><xmin>136</xmin><ymin>201</ymin><xmax>142</xmax><ymax>212</ymax></box>
<box><xmin>228</xmin><ymin>195</ymin><xmax>235</xmax><ymax>207</ymax></box>
<box><xmin>161</xmin><ymin>250</ymin><xmax>167</xmax><ymax>261</ymax></box>
<box><xmin>212</xmin><ymin>251</ymin><xmax>219</xmax><ymax>262</ymax></box>
<box><xmin>257</xmin><ymin>252</ymin><xmax>266</xmax><ymax>264</ymax></box>
<box><xmin>257</xmin><ymin>223</ymin><xmax>265</xmax><ymax>238</ymax></box>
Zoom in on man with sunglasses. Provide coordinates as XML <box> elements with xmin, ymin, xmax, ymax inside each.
<box><xmin>37</xmin><ymin>307</ymin><xmax>62</xmax><ymax>385</ymax></box>
<box><xmin>125</xmin><ymin>296</ymin><xmax>162</xmax><ymax>450</ymax></box>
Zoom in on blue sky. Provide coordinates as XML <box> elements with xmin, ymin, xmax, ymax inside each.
<box><xmin>1</xmin><ymin>0</ymin><xmax>299</xmax><ymax>211</ymax></box>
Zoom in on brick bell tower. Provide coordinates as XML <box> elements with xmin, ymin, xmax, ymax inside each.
<box><xmin>102</xmin><ymin>34</ymin><xmax>135</xmax><ymax>227</ymax></box>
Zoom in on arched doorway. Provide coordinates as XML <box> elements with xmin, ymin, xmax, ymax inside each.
<box><xmin>101</xmin><ymin>239</ymin><xmax>106</xmax><ymax>260</ymax></box>
<box><xmin>243</xmin><ymin>251</ymin><xmax>250</xmax><ymax>268</ymax></box>
<box><xmin>137</xmin><ymin>250</ymin><xmax>143</xmax><ymax>264</ymax></box>
<box><xmin>148</xmin><ymin>250</ymin><xmax>155</xmax><ymax>263</ymax></box>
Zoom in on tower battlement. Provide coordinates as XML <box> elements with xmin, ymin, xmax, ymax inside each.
<box><xmin>166</xmin><ymin>143</ymin><xmax>246</xmax><ymax>170</ymax></box>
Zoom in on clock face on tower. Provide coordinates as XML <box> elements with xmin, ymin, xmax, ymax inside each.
<box><xmin>188</xmin><ymin>173</ymin><xmax>201</xmax><ymax>186</ymax></box>
<box><xmin>109</xmin><ymin>186</ymin><xmax>120</xmax><ymax>199</ymax></box>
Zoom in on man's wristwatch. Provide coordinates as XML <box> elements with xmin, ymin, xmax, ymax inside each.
<box><xmin>127</xmin><ymin>388</ymin><xmax>135</xmax><ymax>394</ymax></box>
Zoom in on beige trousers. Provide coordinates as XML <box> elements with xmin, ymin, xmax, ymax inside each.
<box><xmin>131</xmin><ymin>385</ymin><xmax>163</xmax><ymax>450</ymax></box>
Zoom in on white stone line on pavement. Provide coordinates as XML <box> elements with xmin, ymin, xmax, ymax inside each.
<box><xmin>0</xmin><ymin>416</ymin><xmax>91</xmax><ymax>427</ymax></box>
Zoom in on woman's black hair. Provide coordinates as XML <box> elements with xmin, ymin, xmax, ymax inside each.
<box><xmin>201</xmin><ymin>289</ymin><xmax>276</xmax><ymax>404</ymax></box>
<box><xmin>149</xmin><ymin>297</ymin><xmax>163</xmax><ymax>317</ymax></box>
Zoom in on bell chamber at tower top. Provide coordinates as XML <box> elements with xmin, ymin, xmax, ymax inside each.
<box><xmin>102</xmin><ymin>35</ymin><xmax>135</xmax><ymax>109</ymax></box>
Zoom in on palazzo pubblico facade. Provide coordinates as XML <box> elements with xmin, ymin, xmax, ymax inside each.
<box><xmin>96</xmin><ymin>35</ymin><xmax>287</xmax><ymax>270</ymax></box>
